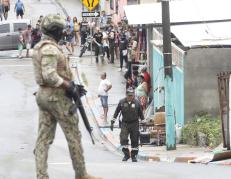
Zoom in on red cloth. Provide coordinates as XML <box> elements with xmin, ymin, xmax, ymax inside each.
<box><xmin>143</xmin><ymin>71</ymin><xmax>151</xmax><ymax>93</ymax></box>
<box><xmin>138</xmin><ymin>96</ymin><xmax>147</xmax><ymax>112</ymax></box>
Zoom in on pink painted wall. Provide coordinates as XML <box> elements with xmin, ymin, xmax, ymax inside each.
<box><xmin>110</xmin><ymin>0</ymin><xmax>127</xmax><ymax>24</ymax></box>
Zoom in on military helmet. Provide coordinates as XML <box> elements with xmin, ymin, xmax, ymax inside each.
<box><xmin>41</xmin><ymin>14</ymin><xmax>65</xmax><ymax>35</ymax></box>
<box><xmin>126</xmin><ymin>87</ymin><xmax>135</xmax><ymax>96</ymax></box>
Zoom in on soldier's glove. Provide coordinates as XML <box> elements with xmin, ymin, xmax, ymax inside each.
<box><xmin>110</xmin><ymin>119</ymin><xmax>115</xmax><ymax>131</ymax></box>
<box><xmin>66</xmin><ymin>81</ymin><xmax>87</xmax><ymax>100</ymax></box>
<box><xmin>68</xmin><ymin>103</ymin><xmax>77</xmax><ymax>115</ymax></box>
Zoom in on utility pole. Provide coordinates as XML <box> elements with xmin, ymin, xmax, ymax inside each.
<box><xmin>161</xmin><ymin>0</ymin><xmax>176</xmax><ymax>150</ymax></box>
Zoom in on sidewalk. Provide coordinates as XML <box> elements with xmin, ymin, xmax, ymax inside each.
<box><xmin>55</xmin><ymin>0</ymin><xmax>231</xmax><ymax>166</ymax></box>
<box><xmin>71</xmin><ymin>53</ymin><xmax>230</xmax><ymax>165</ymax></box>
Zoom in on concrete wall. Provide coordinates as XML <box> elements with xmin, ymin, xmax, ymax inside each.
<box><xmin>184</xmin><ymin>48</ymin><xmax>231</xmax><ymax>120</ymax></box>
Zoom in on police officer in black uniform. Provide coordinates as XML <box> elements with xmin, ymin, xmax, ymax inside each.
<box><xmin>111</xmin><ymin>87</ymin><xmax>144</xmax><ymax>162</ymax></box>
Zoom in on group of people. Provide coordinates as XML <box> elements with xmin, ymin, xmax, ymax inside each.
<box><xmin>17</xmin><ymin>15</ymin><xmax>42</xmax><ymax>58</ymax></box>
<box><xmin>61</xmin><ymin>16</ymin><xmax>81</xmax><ymax>55</ymax></box>
<box><xmin>95</xmin><ymin>11</ymin><xmax>152</xmax><ymax>163</ymax></box>
<box><xmin>92</xmin><ymin>21</ymin><xmax>129</xmax><ymax>67</ymax></box>
<box><xmin>29</xmin><ymin>12</ymin><xmax>151</xmax><ymax>178</ymax></box>
<box><xmin>0</xmin><ymin>0</ymin><xmax>25</xmax><ymax>20</ymax></box>
<box><xmin>95</xmin><ymin>12</ymin><xmax>152</xmax><ymax>114</ymax></box>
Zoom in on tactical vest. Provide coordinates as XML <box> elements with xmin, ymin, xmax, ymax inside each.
<box><xmin>33</xmin><ymin>39</ymin><xmax>73</xmax><ymax>86</ymax></box>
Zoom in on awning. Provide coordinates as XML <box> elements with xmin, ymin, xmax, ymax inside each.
<box><xmin>124</xmin><ymin>0</ymin><xmax>231</xmax><ymax>47</ymax></box>
<box><xmin>124</xmin><ymin>0</ymin><xmax>231</xmax><ymax>25</ymax></box>
<box><xmin>171</xmin><ymin>21</ymin><xmax>231</xmax><ymax>47</ymax></box>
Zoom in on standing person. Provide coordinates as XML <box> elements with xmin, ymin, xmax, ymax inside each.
<box><xmin>108</xmin><ymin>27</ymin><xmax>115</xmax><ymax>63</ymax></box>
<box><xmin>93</xmin><ymin>27</ymin><xmax>103</xmax><ymax>63</ymax></box>
<box><xmin>73</xmin><ymin>16</ymin><xmax>80</xmax><ymax>46</ymax></box>
<box><xmin>125</xmin><ymin>36</ymin><xmax>137</xmax><ymax>79</ymax></box>
<box><xmin>23</xmin><ymin>24</ymin><xmax>32</xmax><ymax>57</ymax></box>
<box><xmin>118</xmin><ymin>33</ymin><xmax>128</xmax><ymax>71</ymax></box>
<box><xmin>32</xmin><ymin>14</ymin><xmax>101</xmax><ymax>179</ymax></box>
<box><xmin>17</xmin><ymin>27</ymin><xmax>24</xmax><ymax>58</ymax></box>
<box><xmin>31</xmin><ymin>23</ymin><xmax>42</xmax><ymax>48</ymax></box>
<box><xmin>111</xmin><ymin>88</ymin><xmax>144</xmax><ymax>162</ymax></box>
<box><xmin>135</xmin><ymin>74</ymin><xmax>148</xmax><ymax>113</ymax></box>
<box><xmin>100</xmin><ymin>10</ymin><xmax>107</xmax><ymax>29</ymax></box>
<box><xmin>140</xmin><ymin>66</ymin><xmax>151</xmax><ymax>94</ymax></box>
<box><xmin>79</xmin><ymin>18</ymin><xmax>89</xmax><ymax>45</ymax></box>
<box><xmin>66</xmin><ymin>16</ymin><xmax>74</xmax><ymax>31</ymax></box>
<box><xmin>65</xmin><ymin>25</ymin><xmax>75</xmax><ymax>55</ymax></box>
<box><xmin>102</xmin><ymin>30</ymin><xmax>109</xmax><ymax>61</ymax></box>
<box><xmin>0</xmin><ymin>0</ymin><xmax>3</xmax><ymax>21</ymax></box>
<box><xmin>114</xmin><ymin>30</ymin><xmax>119</xmax><ymax>60</ymax></box>
<box><xmin>97</xmin><ymin>72</ymin><xmax>112</xmax><ymax>123</ymax></box>
<box><xmin>2</xmin><ymin>0</ymin><xmax>10</xmax><ymax>20</ymax></box>
<box><xmin>14</xmin><ymin>0</ymin><xmax>25</xmax><ymax>19</ymax></box>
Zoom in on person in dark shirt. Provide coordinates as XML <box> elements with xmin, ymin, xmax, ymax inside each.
<box><xmin>108</xmin><ymin>26</ymin><xmax>116</xmax><ymax>63</ymax></box>
<box><xmin>79</xmin><ymin>18</ymin><xmax>89</xmax><ymax>45</ymax></box>
<box><xmin>31</xmin><ymin>23</ymin><xmax>42</xmax><ymax>48</ymax></box>
<box><xmin>111</xmin><ymin>88</ymin><xmax>144</xmax><ymax>162</ymax></box>
<box><xmin>118</xmin><ymin>33</ymin><xmax>128</xmax><ymax>71</ymax></box>
<box><xmin>93</xmin><ymin>27</ymin><xmax>103</xmax><ymax>63</ymax></box>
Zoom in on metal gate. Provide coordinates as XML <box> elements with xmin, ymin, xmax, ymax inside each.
<box><xmin>217</xmin><ymin>72</ymin><xmax>231</xmax><ymax>150</ymax></box>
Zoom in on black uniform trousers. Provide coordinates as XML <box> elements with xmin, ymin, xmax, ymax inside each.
<box><xmin>95</xmin><ymin>45</ymin><xmax>101</xmax><ymax>63</ymax></box>
<box><xmin>109</xmin><ymin>43</ymin><xmax>115</xmax><ymax>63</ymax></box>
<box><xmin>119</xmin><ymin>50</ymin><xmax>128</xmax><ymax>69</ymax></box>
<box><xmin>120</xmin><ymin>121</ymin><xmax>139</xmax><ymax>149</ymax></box>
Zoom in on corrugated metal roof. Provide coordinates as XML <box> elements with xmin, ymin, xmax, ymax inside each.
<box><xmin>171</xmin><ymin>21</ymin><xmax>231</xmax><ymax>47</ymax></box>
<box><xmin>124</xmin><ymin>0</ymin><xmax>231</xmax><ymax>24</ymax></box>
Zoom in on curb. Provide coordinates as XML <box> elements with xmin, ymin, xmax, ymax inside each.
<box><xmin>84</xmin><ymin>91</ymin><xmax>200</xmax><ymax>163</ymax></box>
<box><xmin>81</xmin><ymin>82</ymin><xmax>204</xmax><ymax>163</ymax></box>
<box><xmin>57</xmin><ymin>0</ymin><xmax>231</xmax><ymax>166</ymax></box>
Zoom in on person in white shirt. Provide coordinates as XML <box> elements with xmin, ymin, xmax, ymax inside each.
<box><xmin>102</xmin><ymin>30</ymin><xmax>110</xmax><ymax>61</ymax></box>
<box><xmin>98</xmin><ymin>72</ymin><xmax>112</xmax><ymax>123</ymax></box>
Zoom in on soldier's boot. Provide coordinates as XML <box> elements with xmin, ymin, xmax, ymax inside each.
<box><xmin>131</xmin><ymin>149</ymin><xmax>138</xmax><ymax>162</ymax></box>
<box><xmin>122</xmin><ymin>148</ymin><xmax>130</xmax><ymax>161</ymax></box>
<box><xmin>76</xmin><ymin>174</ymin><xmax>102</xmax><ymax>179</ymax></box>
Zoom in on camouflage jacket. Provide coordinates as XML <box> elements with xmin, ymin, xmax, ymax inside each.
<box><xmin>32</xmin><ymin>36</ymin><xmax>74</xmax><ymax>88</ymax></box>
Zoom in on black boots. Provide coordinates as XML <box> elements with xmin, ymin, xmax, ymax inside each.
<box><xmin>122</xmin><ymin>155</ymin><xmax>130</xmax><ymax>161</ymax></box>
<box><xmin>131</xmin><ymin>157</ymin><xmax>137</xmax><ymax>162</ymax></box>
<box><xmin>122</xmin><ymin>148</ymin><xmax>130</xmax><ymax>161</ymax></box>
<box><xmin>122</xmin><ymin>148</ymin><xmax>138</xmax><ymax>162</ymax></box>
<box><xmin>131</xmin><ymin>150</ymin><xmax>138</xmax><ymax>162</ymax></box>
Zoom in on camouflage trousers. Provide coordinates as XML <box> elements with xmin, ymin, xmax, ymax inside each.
<box><xmin>34</xmin><ymin>88</ymin><xmax>87</xmax><ymax>179</ymax></box>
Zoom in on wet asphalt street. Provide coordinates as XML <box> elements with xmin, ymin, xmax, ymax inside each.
<box><xmin>0</xmin><ymin>0</ymin><xmax>231</xmax><ymax>179</ymax></box>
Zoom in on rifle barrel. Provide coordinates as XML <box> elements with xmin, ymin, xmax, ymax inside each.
<box><xmin>75</xmin><ymin>97</ymin><xmax>95</xmax><ymax>145</ymax></box>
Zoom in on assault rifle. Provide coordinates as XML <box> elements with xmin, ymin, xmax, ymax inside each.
<box><xmin>68</xmin><ymin>82</ymin><xmax>95</xmax><ymax>145</ymax></box>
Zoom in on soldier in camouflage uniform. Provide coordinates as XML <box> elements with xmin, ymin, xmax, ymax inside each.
<box><xmin>32</xmin><ymin>14</ymin><xmax>101</xmax><ymax>179</ymax></box>
<box><xmin>111</xmin><ymin>88</ymin><xmax>144</xmax><ymax>162</ymax></box>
